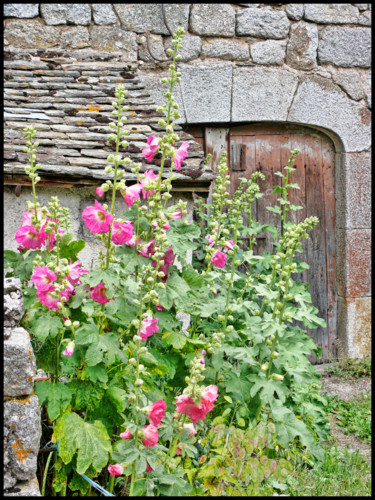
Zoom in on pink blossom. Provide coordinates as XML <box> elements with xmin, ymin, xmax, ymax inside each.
<box><xmin>21</xmin><ymin>209</ymin><xmax>43</xmax><ymax>226</ymax></box>
<box><xmin>108</xmin><ymin>464</ymin><xmax>124</xmax><ymax>477</ymax></box>
<box><xmin>140</xmin><ymin>170</ymin><xmax>158</xmax><ymax>199</ymax></box>
<box><xmin>31</xmin><ymin>266</ymin><xmax>57</xmax><ymax>292</ymax></box>
<box><xmin>138</xmin><ymin>239</ymin><xmax>155</xmax><ymax>258</ymax></box>
<box><xmin>170</xmin><ymin>208</ymin><xmax>183</xmax><ymax>220</ymax></box>
<box><xmin>96</xmin><ymin>186</ymin><xmax>104</xmax><ymax>197</ymax></box>
<box><xmin>120</xmin><ymin>430</ymin><xmax>132</xmax><ymax>439</ymax></box>
<box><xmin>173</xmin><ymin>141</ymin><xmax>189</xmax><ymax>170</ymax></box>
<box><xmin>90</xmin><ymin>282</ymin><xmax>111</xmax><ymax>305</ymax></box>
<box><xmin>15</xmin><ymin>224</ymin><xmax>47</xmax><ymax>250</ymax></box>
<box><xmin>183</xmin><ymin>423</ymin><xmax>197</xmax><ymax>438</ymax></box>
<box><xmin>66</xmin><ymin>260</ymin><xmax>89</xmax><ymax>286</ymax></box>
<box><xmin>225</xmin><ymin>240</ymin><xmax>234</xmax><ymax>250</ymax></box>
<box><xmin>156</xmin><ymin>303</ymin><xmax>164</xmax><ymax>311</ymax></box>
<box><xmin>176</xmin><ymin>447</ymin><xmax>182</xmax><ymax>455</ymax></box>
<box><xmin>211</xmin><ymin>251</ymin><xmax>227</xmax><ymax>268</ymax></box>
<box><xmin>123</xmin><ymin>183</ymin><xmax>142</xmax><ymax>207</ymax></box>
<box><xmin>202</xmin><ymin>385</ymin><xmax>218</xmax><ymax>404</ymax></box>
<box><xmin>82</xmin><ymin>200</ymin><xmax>114</xmax><ymax>234</ymax></box>
<box><xmin>126</xmin><ymin>234</ymin><xmax>137</xmax><ymax>247</ymax></box>
<box><xmin>142</xmin><ymin>136</ymin><xmax>160</xmax><ymax>162</ymax></box>
<box><xmin>111</xmin><ymin>221</ymin><xmax>135</xmax><ymax>245</ymax></box>
<box><xmin>141</xmin><ymin>425</ymin><xmax>159</xmax><ymax>448</ymax></box>
<box><xmin>62</xmin><ymin>341</ymin><xmax>75</xmax><ymax>357</ymax></box>
<box><xmin>36</xmin><ymin>285</ymin><xmax>64</xmax><ymax>311</ymax></box>
<box><xmin>146</xmin><ymin>462</ymin><xmax>153</xmax><ymax>473</ymax></box>
<box><xmin>64</xmin><ymin>282</ymin><xmax>76</xmax><ymax>298</ymax></box>
<box><xmin>140</xmin><ymin>316</ymin><xmax>159</xmax><ymax>342</ymax></box>
<box><xmin>175</xmin><ymin>385</ymin><xmax>218</xmax><ymax>423</ymax></box>
<box><xmin>205</xmin><ymin>234</ymin><xmax>215</xmax><ymax>247</ymax></box>
<box><xmin>152</xmin><ymin>245</ymin><xmax>174</xmax><ymax>282</ymax></box>
<box><xmin>148</xmin><ymin>400</ymin><xmax>166</xmax><ymax>427</ymax></box>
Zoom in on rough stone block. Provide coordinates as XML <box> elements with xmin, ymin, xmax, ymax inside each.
<box><xmin>60</xmin><ymin>27</ymin><xmax>90</xmax><ymax>50</ymax></box>
<box><xmin>4</xmin><ymin>396</ymin><xmax>42</xmax><ymax>483</ymax></box>
<box><xmin>139</xmin><ymin>34</ymin><xmax>166</xmax><ymax>62</ymax></box>
<box><xmin>4</xmin><ymin>4</ymin><xmax>39</xmax><ymax>18</ymax></box>
<box><xmin>287</xmin><ymin>76</ymin><xmax>371</xmax><ymax>152</ymax></box>
<box><xmin>318</xmin><ymin>26</ymin><xmax>371</xmax><ymax>68</ymax></box>
<box><xmin>165</xmin><ymin>34</ymin><xmax>201</xmax><ymax>62</ymax></box>
<box><xmin>354</xmin><ymin>4</ymin><xmax>369</xmax><ymax>10</ymax></box>
<box><xmin>92</xmin><ymin>4</ymin><xmax>117</xmax><ymax>25</ymax></box>
<box><xmin>180</xmin><ymin>63</ymin><xmax>232</xmax><ymax>123</ymax></box>
<box><xmin>332</xmin><ymin>68</ymin><xmax>366</xmax><ymax>101</ymax></box>
<box><xmin>304</xmin><ymin>3</ymin><xmax>359</xmax><ymax>24</ymax></box>
<box><xmin>337</xmin><ymin>296</ymin><xmax>371</xmax><ymax>358</ymax></box>
<box><xmin>284</xmin><ymin>4</ymin><xmax>304</xmax><ymax>21</ymax></box>
<box><xmin>90</xmin><ymin>26</ymin><xmax>137</xmax><ymax>59</ymax></box>
<box><xmin>251</xmin><ymin>40</ymin><xmax>286</xmax><ymax>65</ymax></box>
<box><xmin>4</xmin><ymin>278</ymin><xmax>24</xmax><ymax>329</ymax></box>
<box><xmin>4</xmin><ymin>327</ymin><xmax>36</xmax><ymax>397</ymax></box>
<box><xmin>113</xmin><ymin>4</ymin><xmax>189</xmax><ymax>34</ymax></box>
<box><xmin>236</xmin><ymin>7</ymin><xmax>290</xmax><ymax>39</ymax></box>
<box><xmin>286</xmin><ymin>21</ymin><xmax>318</xmax><ymax>70</ymax></box>
<box><xmin>40</xmin><ymin>4</ymin><xmax>68</xmax><ymax>25</ymax></box>
<box><xmin>4</xmin><ymin>18</ymin><xmax>60</xmax><ymax>48</ymax></box>
<box><xmin>232</xmin><ymin>67</ymin><xmax>298</xmax><ymax>122</ymax></box>
<box><xmin>66</xmin><ymin>4</ymin><xmax>91</xmax><ymax>26</ymax></box>
<box><xmin>4</xmin><ymin>478</ymin><xmax>41</xmax><ymax>496</ymax></box>
<box><xmin>337</xmin><ymin>228</ymin><xmax>371</xmax><ymax>297</ymax></box>
<box><xmin>190</xmin><ymin>4</ymin><xmax>235</xmax><ymax>37</ymax></box>
<box><xmin>202</xmin><ymin>39</ymin><xmax>249</xmax><ymax>61</ymax></box>
<box><xmin>358</xmin><ymin>10</ymin><xmax>371</xmax><ymax>26</ymax></box>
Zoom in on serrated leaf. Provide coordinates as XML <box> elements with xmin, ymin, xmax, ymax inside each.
<box><xmin>166</xmin><ymin>219</ymin><xmax>201</xmax><ymax>257</ymax></box>
<box><xmin>53</xmin><ymin>412</ymin><xmax>111</xmax><ymax>474</ymax></box>
<box><xmin>84</xmin><ymin>364</ymin><xmax>108</xmax><ymax>383</ymax></box>
<box><xmin>182</xmin><ymin>267</ymin><xmax>203</xmax><ymax>289</ymax></box>
<box><xmin>162</xmin><ymin>331</ymin><xmax>187</xmax><ymax>349</ymax></box>
<box><xmin>35</xmin><ymin>381</ymin><xmax>73</xmax><ymax>421</ymax></box>
<box><xmin>265</xmin><ymin>206</ymin><xmax>282</xmax><ymax>214</ymax></box>
<box><xmin>59</xmin><ymin>239</ymin><xmax>85</xmax><ymax>262</ymax></box>
<box><xmin>32</xmin><ymin>313</ymin><xmax>63</xmax><ymax>341</ymax></box>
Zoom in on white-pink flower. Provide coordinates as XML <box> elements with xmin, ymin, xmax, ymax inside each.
<box><xmin>142</xmin><ymin>136</ymin><xmax>160</xmax><ymax>162</ymax></box>
<box><xmin>225</xmin><ymin>240</ymin><xmax>234</xmax><ymax>250</ymax></box>
<box><xmin>62</xmin><ymin>341</ymin><xmax>75</xmax><ymax>357</ymax></box>
<box><xmin>123</xmin><ymin>184</ymin><xmax>142</xmax><ymax>207</ymax></box>
<box><xmin>173</xmin><ymin>141</ymin><xmax>189</xmax><ymax>170</ymax></box>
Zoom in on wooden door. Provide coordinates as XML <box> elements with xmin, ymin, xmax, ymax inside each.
<box><xmin>185</xmin><ymin>123</ymin><xmax>336</xmax><ymax>363</ymax></box>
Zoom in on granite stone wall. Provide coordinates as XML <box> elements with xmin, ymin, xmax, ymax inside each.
<box><xmin>4</xmin><ymin>278</ymin><xmax>42</xmax><ymax>497</ymax></box>
<box><xmin>3</xmin><ymin>3</ymin><xmax>371</xmax><ymax>358</ymax></box>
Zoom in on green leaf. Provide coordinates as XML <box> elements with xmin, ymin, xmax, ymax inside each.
<box><xmin>114</xmin><ymin>296</ymin><xmax>139</xmax><ymax>324</ymax></box>
<box><xmin>84</xmin><ymin>364</ymin><xmax>108</xmax><ymax>384</ymax></box>
<box><xmin>166</xmin><ymin>219</ymin><xmax>201</xmax><ymax>257</ymax></box>
<box><xmin>225</xmin><ymin>372</ymin><xmax>252</xmax><ymax>403</ymax></box>
<box><xmin>84</xmin><ymin>268</ymin><xmax>120</xmax><ymax>289</ymax></box>
<box><xmin>182</xmin><ymin>266</ymin><xmax>204</xmax><ymax>289</ymax></box>
<box><xmin>287</xmin><ymin>183</ymin><xmax>301</xmax><ymax>190</ymax></box>
<box><xmin>68</xmin><ymin>380</ymin><xmax>105</xmax><ymax>412</ymax></box>
<box><xmin>31</xmin><ymin>313</ymin><xmax>63</xmax><ymax>341</ymax></box>
<box><xmin>162</xmin><ymin>331</ymin><xmax>187</xmax><ymax>349</ymax></box>
<box><xmin>34</xmin><ymin>381</ymin><xmax>73</xmax><ymax>421</ymax></box>
<box><xmin>75</xmin><ymin>323</ymin><xmax>100</xmax><ymax>345</ymax></box>
<box><xmin>158</xmin><ymin>272</ymin><xmax>193</xmax><ymax>310</ymax></box>
<box><xmin>53</xmin><ymin>412</ymin><xmax>111</xmax><ymax>474</ymax></box>
<box><xmin>290</xmin><ymin>204</ymin><xmax>303</xmax><ymax>211</ymax></box>
<box><xmin>265</xmin><ymin>206</ymin><xmax>282</xmax><ymax>215</ymax></box>
<box><xmin>224</xmin><ymin>396</ymin><xmax>233</xmax><ymax>404</ymax></box>
<box><xmin>85</xmin><ymin>343</ymin><xmax>104</xmax><ymax>366</ymax></box>
<box><xmin>59</xmin><ymin>238</ymin><xmax>85</xmax><ymax>262</ymax></box>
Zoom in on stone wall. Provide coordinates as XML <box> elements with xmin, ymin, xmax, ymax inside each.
<box><xmin>4</xmin><ymin>278</ymin><xmax>42</xmax><ymax>496</ymax></box>
<box><xmin>3</xmin><ymin>3</ymin><xmax>371</xmax><ymax>357</ymax></box>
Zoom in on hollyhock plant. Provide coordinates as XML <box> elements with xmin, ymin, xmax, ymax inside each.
<box><xmin>175</xmin><ymin>385</ymin><xmax>218</xmax><ymax>423</ymax></box>
<box><xmin>138</xmin><ymin>239</ymin><xmax>155</xmax><ymax>258</ymax></box>
<box><xmin>142</xmin><ymin>136</ymin><xmax>160</xmax><ymax>162</ymax></box>
<box><xmin>36</xmin><ymin>285</ymin><xmax>68</xmax><ymax>311</ymax></box>
<box><xmin>211</xmin><ymin>250</ymin><xmax>227</xmax><ymax>268</ymax></box>
<box><xmin>96</xmin><ymin>186</ymin><xmax>104</xmax><ymax>197</ymax></box>
<box><xmin>120</xmin><ymin>430</ymin><xmax>132</xmax><ymax>439</ymax></box>
<box><xmin>66</xmin><ymin>260</ymin><xmax>89</xmax><ymax>286</ymax></box>
<box><xmin>205</xmin><ymin>234</ymin><xmax>215</xmax><ymax>246</ymax></box>
<box><xmin>62</xmin><ymin>341</ymin><xmax>75</xmax><ymax>357</ymax></box>
<box><xmin>15</xmin><ymin>224</ymin><xmax>47</xmax><ymax>250</ymax></box>
<box><xmin>108</xmin><ymin>464</ymin><xmax>124</xmax><ymax>477</ymax></box>
<box><xmin>148</xmin><ymin>400</ymin><xmax>166</xmax><ymax>427</ymax></box>
<box><xmin>146</xmin><ymin>463</ymin><xmax>153</xmax><ymax>473</ymax></box>
<box><xmin>82</xmin><ymin>200</ymin><xmax>114</xmax><ymax>234</ymax></box>
<box><xmin>141</xmin><ymin>424</ymin><xmax>159</xmax><ymax>448</ymax></box>
<box><xmin>90</xmin><ymin>282</ymin><xmax>111</xmax><ymax>305</ymax></box>
<box><xmin>140</xmin><ymin>316</ymin><xmax>159</xmax><ymax>342</ymax></box>
<box><xmin>140</xmin><ymin>170</ymin><xmax>158</xmax><ymax>199</ymax></box>
<box><xmin>173</xmin><ymin>141</ymin><xmax>189</xmax><ymax>170</ymax></box>
<box><xmin>21</xmin><ymin>208</ymin><xmax>43</xmax><ymax>226</ymax></box>
<box><xmin>170</xmin><ymin>208</ymin><xmax>183</xmax><ymax>220</ymax></box>
<box><xmin>31</xmin><ymin>266</ymin><xmax>57</xmax><ymax>291</ymax></box>
<box><xmin>123</xmin><ymin>183</ymin><xmax>142</xmax><ymax>207</ymax></box>
<box><xmin>225</xmin><ymin>239</ymin><xmax>234</xmax><ymax>250</ymax></box>
<box><xmin>111</xmin><ymin>221</ymin><xmax>135</xmax><ymax>245</ymax></box>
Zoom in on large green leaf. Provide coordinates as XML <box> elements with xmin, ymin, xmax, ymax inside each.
<box><xmin>162</xmin><ymin>331</ymin><xmax>187</xmax><ymax>349</ymax></box>
<box><xmin>166</xmin><ymin>220</ymin><xmax>201</xmax><ymax>257</ymax></box>
<box><xmin>53</xmin><ymin>412</ymin><xmax>111</xmax><ymax>474</ymax></box>
<box><xmin>158</xmin><ymin>272</ymin><xmax>193</xmax><ymax>310</ymax></box>
<box><xmin>31</xmin><ymin>313</ymin><xmax>64</xmax><ymax>341</ymax></box>
<box><xmin>35</xmin><ymin>381</ymin><xmax>73</xmax><ymax>421</ymax></box>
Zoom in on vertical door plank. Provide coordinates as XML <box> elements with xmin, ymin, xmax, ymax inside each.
<box><xmin>205</xmin><ymin>127</ymin><xmax>229</xmax><ymax>205</ymax></box>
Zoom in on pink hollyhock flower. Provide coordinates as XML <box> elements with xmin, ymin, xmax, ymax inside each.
<box><xmin>142</xmin><ymin>136</ymin><xmax>160</xmax><ymax>162</ymax></box>
<box><xmin>126</xmin><ymin>234</ymin><xmax>137</xmax><ymax>247</ymax></box>
<box><xmin>152</xmin><ymin>218</ymin><xmax>170</xmax><ymax>230</ymax></box>
<box><xmin>184</xmin><ymin>423</ymin><xmax>197</xmax><ymax>438</ymax></box>
<box><xmin>211</xmin><ymin>251</ymin><xmax>227</xmax><ymax>268</ymax></box>
<box><xmin>64</xmin><ymin>282</ymin><xmax>76</xmax><ymax>298</ymax></box>
<box><xmin>120</xmin><ymin>430</ymin><xmax>132</xmax><ymax>439</ymax></box>
<box><xmin>152</xmin><ymin>245</ymin><xmax>174</xmax><ymax>282</ymax></box>
<box><xmin>123</xmin><ymin>183</ymin><xmax>142</xmax><ymax>207</ymax></box>
<box><xmin>36</xmin><ymin>285</ymin><xmax>64</xmax><ymax>311</ymax></box>
<box><xmin>170</xmin><ymin>208</ymin><xmax>183</xmax><ymax>220</ymax></box>
<box><xmin>66</xmin><ymin>260</ymin><xmax>89</xmax><ymax>286</ymax></box>
<box><xmin>82</xmin><ymin>200</ymin><xmax>114</xmax><ymax>234</ymax></box>
<box><xmin>96</xmin><ymin>186</ymin><xmax>104</xmax><ymax>197</ymax></box>
<box><xmin>173</xmin><ymin>141</ymin><xmax>189</xmax><ymax>170</ymax></box>
<box><xmin>176</xmin><ymin>447</ymin><xmax>182</xmax><ymax>455</ymax></box>
<box><xmin>90</xmin><ymin>282</ymin><xmax>111</xmax><ymax>305</ymax></box>
<box><xmin>111</xmin><ymin>221</ymin><xmax>135</xmax><ymax>245</ymax></box>
<box><xmin>140</xmin><ymin>316</ymin><xmax>159</xmax><ymax>342</ymax></box>
<box><xmin>148</xmin><ymin>400</ymin><xmax>166</xmax><ymax>427</ymax></box>
<box><xmin>141</xmin><ymin>425</ymin><xmax>159</xmax><ymax>448</ymax></box>
<box><xmin>140</xmin><ymin>170</ymin><xmax>158</xmax><ymax>199</ymax></box>
<box><xmin>62</xmin><ymin>341</ymin><xmax>75</xmax><ymax>357</ymax></box>
<box><xmin>156</xmin><ymin>303</ymin><xmax>164</xmax><ymax>311</ymax></box>
<box><xmin>31</xmin><ymin>266</ymin><xmax>57</xmax><ymax>292</ymax></box>
<box><xmin>138</xmin><ymin>239</ymin><xmax>155</xmax><ymax>258</ymax></box>
<box><xmin>175</xmin><ymin>385</ymin><xmax>218</xmax><ymax>423</ymax></box>
<box><xmin>108</xmin><ymin>464</ymin><xmax>124</xmax><ymax>477</ymax></box>
<box><xmin>22</xmin><ymin>209</ymin><xmax>43</xmax><ymax>226</ymax></box>
<box><xmin>225</xmin><ymin>240</ymin><xmax>234</xmax><ymax>250</ymax></box>
<box><xmin>205</xmin><ymin>234</ymin><xmax>215</xmax><ymax>246</ymax></box>
<box><xmin>15</xmin><ymin>224</ymin><xmax>47</xmax><ymax>250</ymax></box>
<box><xmin>146</xmin><ymin>462</ymin><xmax>153</xmax><ymax>473</ymax></box>
<box><xmin>202</xmin><ymin>385</ymin><xmax>219</xmax><ymax>404</ymax></box>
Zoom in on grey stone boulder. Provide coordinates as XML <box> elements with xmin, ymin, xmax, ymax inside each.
<box><xmin>304</xmin><ymin>4</ymin><xmax>359</xmax><ymax>24</ymax></box>
<box><xmin>190</xmin><ymin>4</ymin><xmax>236</xmax><ymax>37</ymax></box>
<box><xmin>286</xmin><ymin>21</ymin><xmax>318</xmax><ymax>70</ymax></box>
<box><xmin>251</xmin><ymin>40</ymin><xmax>286</xmax><ymax>65</ymax></box>
<box><xmin>40</xmin><ymin>4</ymin><xmax>68</xmax><ymax>25</ymax></box>
<box><xmin>4</xmin><ymin>4</ymin><xmax>39</xmax><ymax>18</ymax></box>
<box><xmin>236</xmin><ymin>7</ymin><xmax>290</xmax><ymax>39</ymax></box>
<box><xmin>332</xmin><ymin>69</ymin><xmax>366</xmax><ymax>101</ymax></box>
<box><xmin>66</xmin><ymin>4</ymin><xmax>92</xmax><ymax>26</ymax></box>
<box><xmin>4</xmin><ymin>478</ymin><xmax>41</xmax><ymax>496</ymax></box>
<box><xmin>318</xmin><ymin>27</ymin><xmax>371</xmax><ymax>68</ymax></box>
<box><xmin>202</xmin><ymin>39</ymin><xmax>249</xmax><ymax>61</ymax></box>
<box><xmin>92</xmin><ymin>4</ymin><xmax>117</xmax><ymax>25</ymax></box>
<box><xmin>114</xmin><ymin>4</ymin><xmax>189</xmax><ymax>34</ymax></box>
<box><xmin>60</xmin><ymin>27</ymin><xmax>90</xmax><ymax>50</ymax></box>
<box><xmin>284</xmin><ymin>4</ymin><xmax>304</xmax><ymax>21</ymax></box>
<box><xmin>90</xmin><ymin>26</ymin><xmax>137</xmax><ymax>59</ymax></box>
<box><xmin>139</xmin><ymin>34</ymin><xmax>167</xmax><ymax>62</ymax></box>
<box><xmin>4</xmin><ymin>18</ymin><xmax>61</xmax><ymax>49</ymax></box>
<box><xmin>4</xmin><ymin>278</ymin><xmax>24</xmax><ymax>329</ymax></box>
<box><xmin>4</xmin><ymin>327</ymin><xmax>37</xmax><ymax>397</ymax></box>
<box><xmin>165</xmin><ymin>34</ymin><xmax>202</xmax><ymax>62</ymax></box>
<box><xmin>4</xmin><ymin>396</ymin><xmax>42</xmax><ymax>483</ymax></box>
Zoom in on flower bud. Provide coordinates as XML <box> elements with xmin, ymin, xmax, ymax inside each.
<box><xmin>272</xmin><ymin>373</ymin><xmax>284</xmax><ymax>381</ymax></box>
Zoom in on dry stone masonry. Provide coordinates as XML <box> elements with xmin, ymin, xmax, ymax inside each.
<box><xmin>4</xmin><ymin>278</ymin><xmax>42</xmax><ymax>496</ymax></box>
<box><xmin>3</xmin><ymin>4</ymin><xmax>371</xmax><ymax>359</ymax></box>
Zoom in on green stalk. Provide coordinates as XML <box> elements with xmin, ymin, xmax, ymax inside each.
<box><xmin>108</xmin><ymin>475</ymin><xmax>115</xmax><ymax>495</ymax></box>
<box><xmin>222</xmin><ymin>212</ymin><xmax>241</xmax><ymax>331</ymax></box>
<box><xmin>42</xmin><ymin>451</ymin><xmax>54</xmax><ymax>496</ymax></box>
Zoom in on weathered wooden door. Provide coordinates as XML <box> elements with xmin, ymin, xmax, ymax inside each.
<box><xmin>186</xmin><ymin>123</ymin><xmax>336</xmax><ymax>363</ymax></box>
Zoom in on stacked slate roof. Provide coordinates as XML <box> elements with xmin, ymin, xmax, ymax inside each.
<box><xmin>4</xmin><ymin>48</ymin><xmax>214</xmax><ymax>191</ymax></box>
